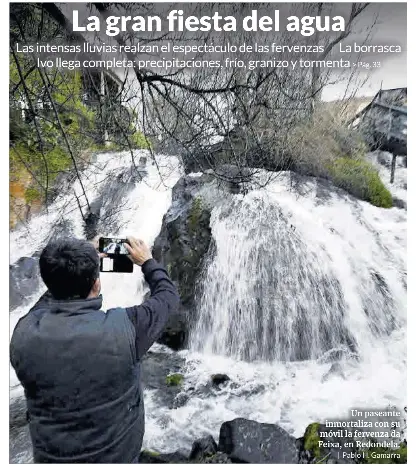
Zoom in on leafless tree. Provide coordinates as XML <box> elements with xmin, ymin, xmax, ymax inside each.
<box><xmin>10</xmin><ymin>2</ymin><xmax>376</xmax><ymax>228</ymax></box>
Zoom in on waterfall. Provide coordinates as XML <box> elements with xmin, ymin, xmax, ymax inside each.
<box><xmin>190</xmin><ymin>171</ymin><xmax>406</xmax><ymax>362</ymax></box>
<box><xmin>9</xmin><ymin>152</ymin><xmax>406</xmax><ymax>460</ymax></box>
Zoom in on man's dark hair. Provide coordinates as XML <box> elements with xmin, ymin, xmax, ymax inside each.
<box><xmin>39</xmin><ymin>238</ymin><xmax>99</xmax><ymax>300</ymax></box>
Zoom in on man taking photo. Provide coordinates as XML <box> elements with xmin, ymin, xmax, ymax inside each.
<box><xmin>10</xmin><ymin>236</ymin><xmax>180</xmax><ymax>463</ymax></box>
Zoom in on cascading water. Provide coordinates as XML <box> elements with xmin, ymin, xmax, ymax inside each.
<box><xmin>141</xmin><ymin>159</ymin><xmax>406</xmax><ymax>453</ymax></box>
<box><xmin>190</xmin><ymin>172</ymin><xmax>406</xmax><ymax>363</ymax></box>
<box><xmin>9</xmin><ymin>150</ymin><xmax>406</xmax><ymax>462</ymax></box>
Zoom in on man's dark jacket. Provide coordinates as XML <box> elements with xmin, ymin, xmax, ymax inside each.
<box><xmin>10</xmin><ymin>259</ymin><xmax>180</xmax><ymax>463</ymax></box>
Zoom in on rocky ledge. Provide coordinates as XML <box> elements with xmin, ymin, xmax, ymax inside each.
<box><xmin>152</xmin><ymin>173</ymin><xmax>216</xmax><ymax>350</ymax></box>
<box><xmin>140</xmin><ymin>418</ymin><xmax>407</xmax><ymax>464</ymax></box>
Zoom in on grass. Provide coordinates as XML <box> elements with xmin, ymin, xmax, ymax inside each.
<box><xmin>326</xmin><ymin>157</ymin><xmax>393</xmax><ymax>208</ymax></box>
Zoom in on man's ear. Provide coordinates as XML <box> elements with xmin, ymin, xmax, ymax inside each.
<box><xmin>89</xmin><ymin>278</ymin><xmax>101</xmax><ymax>298</ymax></box>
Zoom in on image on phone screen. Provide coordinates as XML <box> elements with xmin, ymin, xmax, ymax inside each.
<box><xmin>99</xmin><ymin>237</ymin><xmax>129</xmax><ymax>255</ymax></box>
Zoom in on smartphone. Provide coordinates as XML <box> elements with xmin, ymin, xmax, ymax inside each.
<box><xmin>98</xmin><ymin>237</ymin><xmax>133</xmax><ymax>273</ymax></box>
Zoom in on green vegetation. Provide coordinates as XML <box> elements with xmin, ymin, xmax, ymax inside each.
<box><xmin>10</xmin><ymin>3</ymin><xmax>151</xmax><ymax>226</ymax></box>
<box><xmin>10</xmin><ymin>67</ymin><xmax>96</xmax><ymax>206</ymax></box>
<box><xmin>24</xmin><ymin>186</ymin><xmax>42</xmax><ymax>203</ymax></box>
<box><xmin>10</xmin><ymin>61</ymin><xmax>149</xmax><ymax>222</ymax></box>
<box><xmin>165</xmin><ymin>373</ymin><xmax>184</xmax><ymax>387</ymax></box>
<box><xmin>188</xmin><ymin>197</ymin><xmax>204</xmax><ymax>233</ymax></box>
<box><xmin>131</xmin><ymin>130</ymin><xmax>151</xmax><ymax>149</ymax></box>
<box><xmin>327</xmin><ymin>157</ymin><xmax>393</xmax><ymax>208</ymax></box>
<box><xmin>52</xmin><ymin>72</ymin><xmax>95</xmax><ymax>135</ymax></box>
<box><xmin>10</xmin><ymin>142</ymin><xmax>72</xmax><ymax>190</ymax></box>
<box><xmin>303</xmin><ymin>422</ymin><xmax>322</xmax><ymax>460</ymax></box>
<box><xmin>276</xmin><ymin>106</ymin><xmax>393</xmax><ymax>208</ymax></box>
<box><xmin>142</xmin><ymin>450</ymin><xmax>161</xmax><ymax>457</ymax></box>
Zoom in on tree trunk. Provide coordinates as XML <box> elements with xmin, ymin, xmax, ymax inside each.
<box><xmin>100</xmin><ymin>71</ymin><xmax>109</xmax><ymax>146</ymax></box>
<box><xmin>390</xmin><ymin>153</ymin><xmax>397</xmax><ymax>184</ymax></box>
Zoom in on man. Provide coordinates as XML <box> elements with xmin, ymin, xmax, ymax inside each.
<box><xmin>10</xmin><ymin>236</ymin><xmax>179</xmax><ymax>463</ymax></box>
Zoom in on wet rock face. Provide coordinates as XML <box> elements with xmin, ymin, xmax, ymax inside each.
<box><xmin>138</xmin><ymin>418</ymin><xmax>300</xmax><ymax>463</ymax></box>
<box><xmin>198</xmin><ymin>452</ymin><xmax>231</xmax><ymax>463</ymax></box>
<box><xmin>9</xmin><ymin>398</ymin><xmax>33</xmax><ymax>463</ymax></box>
<box><xmin>153</xmin><ymin>174</ymin><xmax>214</xmax><ymax>350</ymax></box>
<box><xmin>218</xmin><ymin>418</ymin><xmax>299</xmax><ymax>464</ymax></box>
<box><xmin>138</xmin><ymin>449</ymin><xmax>232</xmax><ymax>464</ymax></box>
<box><xmin>211</xmin><ymin>374</ymin><xmax>231</xmax><ymax>387</ymax></box>
<box><xmin>189</xmin><ymin>435</ymin><xmax>218</xmax><ymax>461</ymax></box>
<box><xmin>10</xmin><ymin>218</ymin><xmax>81</xmax><ymax>311</ymax></box>
<box><xmin>10</xmin><ymin>256</ymin><xmax>41</xmax><ymax>311</ymax></box>
<box><xmin>139</xmin><ymin>450</ymin><xmax>189</xmax><ymax>463</ymax></box>
<box><xmin>392</xmin><ymin>197</ymin><xmax>406</xmax><ymax>210</ymax></box>
<box><xmin>157</xmin><ymin>311</ymin><xmax>187</xmax><ymax>351</ymax></box>
<box><xmin>299</xmin><ymin>422</ymin><xmax>358</xmax><ymax>464</ymax></box>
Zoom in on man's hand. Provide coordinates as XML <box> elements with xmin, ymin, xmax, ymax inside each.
<box><xmin>126</xmin><ymin>237</ymin><xmax>152</xmax><ymax>266</ymax></box>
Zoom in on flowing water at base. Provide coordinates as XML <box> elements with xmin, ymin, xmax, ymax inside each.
<box><xmin>9</xmin><ymin>151</ymin><xmax>406</xmax><ymax>461</ymax></box>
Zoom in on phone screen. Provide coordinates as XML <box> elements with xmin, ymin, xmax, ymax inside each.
<box><xmin>99</xmin><ymin>237</ymin><xmax>129</xmax><ymax>255</ymax></box>
<box><xmin>99</xmin><ymin>237</ymin><xmax>133</xmax><ymax>273</ymax></box>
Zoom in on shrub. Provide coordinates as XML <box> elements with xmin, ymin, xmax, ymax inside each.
<box><xmin>10</xmin><ymin>143</ymin><xmax>71</xmax><ymax>183</ymax></box>
<box><xmin>24</xmin><ymin>186</ymin><xmax>42</xmax><ymax>203</ymax></box>
<box><xmin>273</xmin><ymin>105</ymin><xmax>393</xmax><ymax>208</ymax></box>
<box><xmin>327</xmin><ymin>157</ymin><xmax>393</xmax><ymax>208</ymax></box>
<box><xmin>10</xmin><ymin>141</ymin><xmax>74</xmax><ymax>211</ymax></box>
<box><xmin>131</xmin><ymin>130</ymin><xmax>151</xmax><ymax>149</ymax></box>
<box><xmin>281</xmin><ymin>105</ymin><xmax>369</xmax><ymax>178</ymax></box>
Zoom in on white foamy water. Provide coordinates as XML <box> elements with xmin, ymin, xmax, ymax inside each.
<box><xmin>142</xmin><ymin>327</ymin><xmax>405</xmax><ymax>452</ymax></box>
<box><xmin>141</xmin><ymin>169</ymin><xmax>406</xmax><ymax>452</ymax></box>
<box><xmin>10</xmin><ymin>151</ymin><xmax>406</xmax><ymax>460</ymax></box>
<box><xmin>191</xmin><ymin>172</ymin><xmax>406</xmax><ymax>361</ymax></box>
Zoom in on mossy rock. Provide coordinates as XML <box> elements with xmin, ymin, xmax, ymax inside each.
<box><xmin>166</xmin><ymin>373</ymin><xmax>184</xmax><ymax>386</ymax></box>
<box><xmin>152</xmin><ymin>175</ymin><xmax>214</xmax><ymax>351</ymax></box>
<box><xmin>326</xmin><ymin>157</ymin><xmax>393</xmax><ymax>208</ymax></box>
<box><xmin>303</xmin><ymin>422</ymin><xmax>322</xmax><ymax>459</ymax></box>
<box><xmin>302</xmin><ymin>422</ymin><xmax>407</xmax><ymax>464</ymax></box>
<box><xmin>142</xmin><ymin>450</ymin><xmax>161</xmax><ymax>457</ymax></box>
